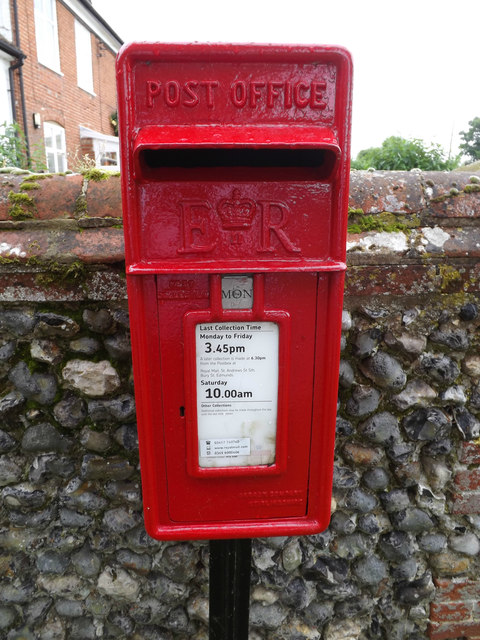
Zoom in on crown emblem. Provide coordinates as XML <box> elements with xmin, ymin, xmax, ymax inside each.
<box><xmin>217</xmin><ymin>189</ymin><xmax>256</xmax><ymax>229</ymax></box>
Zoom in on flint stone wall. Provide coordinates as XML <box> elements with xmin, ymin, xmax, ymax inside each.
<box><xmin>0</xmin><ymin>168</ymin><xmax>479</xmax><ymax>639</ymax></box>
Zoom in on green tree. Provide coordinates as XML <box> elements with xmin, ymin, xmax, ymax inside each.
<box><xmin>459</xmin><ymin>117</ymin><xmax>480</xmax><ymax>163</ymax></box>
<box><xmin>351</xmin><ymin>136</ymin><xmax>459</xmax><ymax>171</ymax></box>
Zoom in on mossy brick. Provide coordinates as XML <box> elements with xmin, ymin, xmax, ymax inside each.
<box><xmin>452</xmin><ymin>493</ymin><xmax>480</xmax><ymax>515</ymax></box>
<box><xmin>459</xmin><ymin>443</ymin><xmax>480</xmax><ymax>464</ymax></box>
<box><xmin>0</xmin><ymin>174</ymin><xmax>83</xmax><ymax>220</ymax></box>
<box><xmin>430</xmin><ymin>602</ymin><xmax>472</xmax><ymax>623</ymax></box>
<box><xmin>346</xmin><ymin>263</ymin><xmax>480</xmax><ymax>297</ymax></box>
<box><xmin>349</xmin><ymin>170</ymin><xmax>425</xmax><ymax>214</ymax></box>
<box><xmin>8</xmin><ymin>191</ymin><xmax>36</xmax><ymax>219</ymax></box>
<box><xmin>428</xmin><ymin>190</ymin><xmax>480</xmax><ymax>219</ymax></box>
<box><xmin>0</xmin><ymin>230</ymin><xmax>47</xmax><ymax>263</ymax></box>
<box><xmin>424</xmin><ymin>170</ymin><xmax>480</xmax><ymax>202</ymax></box>
<box><xmin>0</xmin><ymin>271</ymin><xmax>127</xmax><ymax>303</ymax></box>
<box><xmin>454</xmin><ymin>469</ymin><xmax>480</xmax><ymax>491</ymax></box>
<box><xmin>445</xmin><ymin>229</ymin><xmax>480</xmax><ymax>258</ymax></box>
<box><xmin>85</xmin><ymin>174</ymin><xmax>122</xmax><ymax>218</ymax></box>
<box><xmin>434</xmin><ymin>579</ymin><xmax>480</xmax><ymax>603</ymax></box>
<box><xmin>0</xmin><ymin>175</ymin><xmax>27</xmax><ymax>220</ymax></box>
<box><xmin>71</xmin><ymin>228</ymin><xmax>124</xmax><ymax>264</ymax></box>
<box><xmin>428</xmin><ymin>621</ymin><xmax>480</xmax><ymax>640</ymax></box>
<box><xmin>0</xmin><ymin>226</ymin><xmax>123</xmax><ymax>266</ymax></box>
<box><xmin>32</xmin><ymin>174</ymin><xmax>84</xmax><ymax>219</ymax></box>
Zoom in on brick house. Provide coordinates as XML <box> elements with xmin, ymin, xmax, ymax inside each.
<box><xmin>0</xmin><ymin>0</ymin><xmax>122</xmax><ymax>171</ymax></box>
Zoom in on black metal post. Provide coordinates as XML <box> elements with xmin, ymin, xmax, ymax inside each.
<box><xmin>209</xmin><ymin>538</ymin><xmax>252</xmax><ymax>640</ymax></box>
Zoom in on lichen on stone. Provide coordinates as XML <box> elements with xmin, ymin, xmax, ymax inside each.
<box><xmin>437</xmin><ymin>264</ymin><xmax>463</xmax><ymax>291</ymax></box>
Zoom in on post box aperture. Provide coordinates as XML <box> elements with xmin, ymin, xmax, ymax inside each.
<box><xmin>116</xmin><ymin>43</ymin><xmax>352</xmax><ymax>540</ymax></box>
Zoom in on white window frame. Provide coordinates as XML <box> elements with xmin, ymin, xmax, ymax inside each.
<box><xmin>93</xmin><ymin>138</ymin><xmax>119</xmax><ymax>169</ymax></box>
<box><xmin>0</xmin><ymin>51</ymin><xmax>13</xmax><ymax>125</ymax></box>
<box><xmin>34</xmin><ymin>0</ymin><xmax>61</xmax><ymax>73</ymax></box>
<box><xmin>79</xmin><ymin>125</ymin><xmax>119</xmax><ymax>171</ymax></box>
<box><xmin>44</xmin><ymin>122</ymin><xmax>67</xmax><ymax>173</ymax></box>
<box><xmin>0</xmin><ymin>0</ymin><xmax>12</xmax><ymax>41</ymax></box>
<box><xmin>75</xmin><ymin>19</ymin><xmax>94</xmax><ymax>94</ymax></box>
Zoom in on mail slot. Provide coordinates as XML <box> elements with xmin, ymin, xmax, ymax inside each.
<box><xmin>116</xmin><ymin>43</ymin><xmax>352</xmax><ymax>540</ymax></box>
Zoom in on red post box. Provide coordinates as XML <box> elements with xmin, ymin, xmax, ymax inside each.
<box><xmin>116</xmin><ymin>43</ymin><xmax>352</xmax><ymax>540</ymax></box>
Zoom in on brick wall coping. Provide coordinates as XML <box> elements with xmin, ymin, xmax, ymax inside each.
<box><xmin>0</xmin><ymin>168</ymin><xmax>478</xmax><ymax>301</ymax></box>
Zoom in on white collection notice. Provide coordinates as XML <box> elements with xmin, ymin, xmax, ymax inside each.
<box><xmin>195</xmin><ymin>321</ymin><xmax>279</xmax><ymax>468</ymax></box>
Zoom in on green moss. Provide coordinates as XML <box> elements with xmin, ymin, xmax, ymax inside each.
<box><xmin>8</xmin><ymin>190</ymin><xmax>36</xmax><ymax>219</ymax></box>
<box><xmin>19</xmin><ymin>182</ymin><xmax>41</xmax><ymax>191</ymax></box>
<box><xmin>0</xmin><ymin>255</ymin><xmax>20</xmax><ymax>265</ymax></box>
<box><xmin>431</xmin><ymin>183</ymin><xmax>480</xmax><ymax>201</ymax></box>
<box><xmin>35</xmin><ymin>260</ymin><xmax>88</xmax><ymax>287</ymax></box>
<box><xmin>348</xmin><ymin>215</ymin><xmax>381</xmax><ymax>233</ymax></box>
<box><xmin>430</xmin><ymin>194</ymin><xmax>448</xmax><ymax>203</ymax></box>
<box><xmin>82</xmin><ymin>168</ymin><xmax>112</xmax><ymax>182</ymax></box>
<box><xmin>21</xmin><ymin>173</ymin><xmax>53</xmax><ymax>181</ymax></box>
<box><xmin>464</xmin><ymin>184</ymin><xmax>480</xmax><ymax>194</ymax></box>
<box><xmin>9</xmin><ymin>204</ymin><xmax>34</xmax><ymax>219</ymax></box>
<box><xmin>10</xmin><ymin>192</ymin><xmax>35</xmax><ymax>204</ymax></box>
<box><xmin>0</xmin><ymin>254</ymin><xmax>52</xmax><ymax>268</ymax></box>
<box><xmin>26</xmin><ymin>256</ymin><xmax>42</xmax><ymax>268</ymax></box>
<box><xmin>348</xmin><ymin>211</ymin><xmax>419</xmax><ymax>234</ymax></box>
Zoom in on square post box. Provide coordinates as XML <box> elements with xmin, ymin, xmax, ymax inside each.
<box><xmin>116</xmin><ymin>43</ymin><xmax>352</xmax><ymax>540</ymax></box>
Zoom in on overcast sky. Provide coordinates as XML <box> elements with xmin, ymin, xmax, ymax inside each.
<box><xmin>92</xmin><ymin>0</ymin><xmax>480</xmax><ymax>159</ymax></box>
